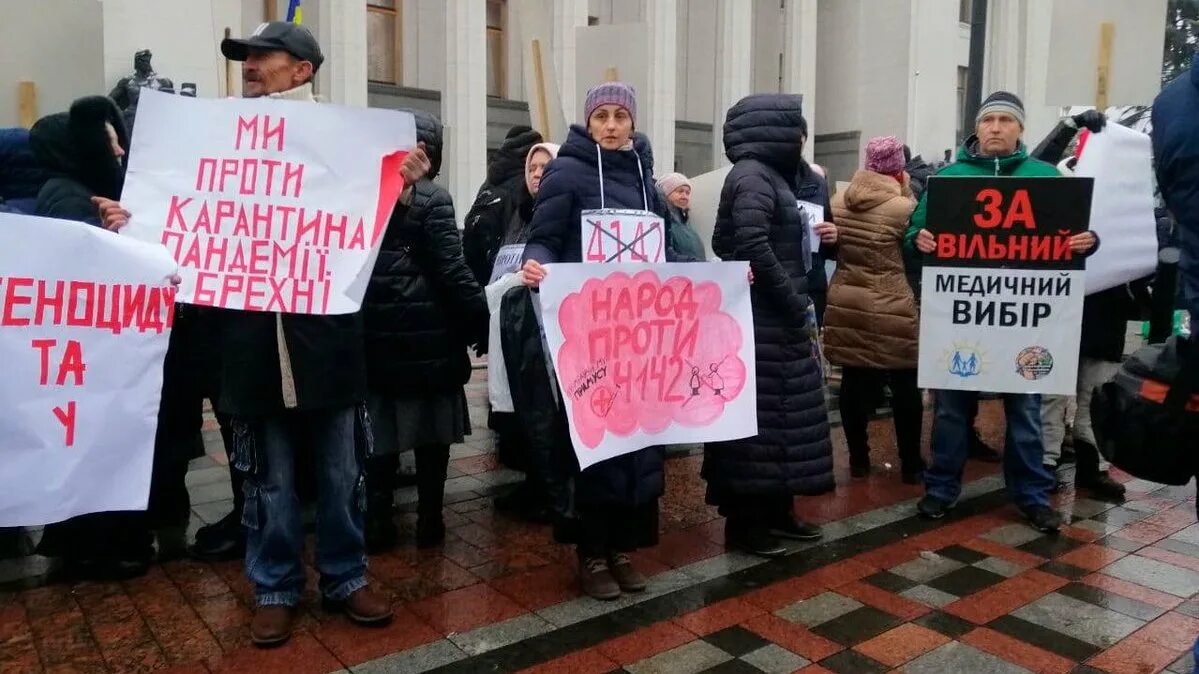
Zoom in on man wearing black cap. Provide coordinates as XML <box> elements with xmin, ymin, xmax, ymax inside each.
<box><xmin>96</xmin><ymin>21</ymin><xmax>433</xmax><ymax>647</ymax></box>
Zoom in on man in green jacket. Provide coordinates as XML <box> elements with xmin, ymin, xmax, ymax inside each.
<box><xmin>904</xmin><ymin>91</ymin><xmax>1096</xmax><ymax>533</ymax></box>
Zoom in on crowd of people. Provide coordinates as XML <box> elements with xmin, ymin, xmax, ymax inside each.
<box><xmin>0</xmin><ymin>21</ymin><xmax>1195</xmax><ymax>651</ymax></box>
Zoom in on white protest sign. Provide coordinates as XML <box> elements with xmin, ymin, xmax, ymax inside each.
<box><xmin>121</xmin><ymin>89</ymin><xmax>416</xmax><ymax>315</ymax></box>
<box><xmin>489</xmin><ymin>243</ymin><xmax>527</xmax><ymax>284</ymax></box>
<box><xmin>798</xmin><ymin>199</ymin><xmax>824</xmax><ymax>260</ymax></box>
<box><xmin>917</xmin><ymin>177</ymin><xmax>1092</xmax><ymax>396</ymax></box>
<box><xmin>1045</xmin><ymin>0</ymin><xmax>1167</xmax><ymax>107</ymax></box>
<box><xmin>539</xmin><ymin>262</ymin><xmax>757</xmax><ymax>469</ymax></box>
<box><xmin>581</xmin><ymin>209</ymin><xmax>666</xmax><ymax>263</ymax></box>
<box><xmin>0</xmin><ymin>213</ymin><xmax>178</xmax><ymax>526</ymax></box>
<box><xmin>1073</xmin><ymin>124</ymin><xmax>1159</xmax><ymax>294</ymax></box>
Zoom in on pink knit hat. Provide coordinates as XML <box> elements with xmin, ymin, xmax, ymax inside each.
<box><xmin>584</xmin><ymin>82</ymin><xmax>638</xmax><ymax>127</ymax></box>
<box><xmin>864</xmin><ymin>136</ymin><xmax>906</xmax><ymax>175</ymax></box>
<box><xmin>656</xmin><ymin>172</ymin><xmax>691</xmax><ymax>197</ymax></box>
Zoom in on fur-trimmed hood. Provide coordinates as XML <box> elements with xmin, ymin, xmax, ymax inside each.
<box><xmin>30</xmin><ymin>96</ymin><xmax>129</xmax><ymax>200</ymax></box>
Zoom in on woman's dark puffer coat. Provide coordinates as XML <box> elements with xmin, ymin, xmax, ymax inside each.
<box><xmin>523</xmin><ymin>125</ymin><xmax>670</xmax><ymax>265</ymax></box>
<box><xmin>463</xmin><ymin>126</ymin><xmax>543</xmax><ymax>284</ymax></box>
<box><xmin>362</xmin><ymin>110</ymin><xmax>487</xmax><ymax>396</ymax></box>
<box><xmin>704</xmin><ymin>93</ymin><xmax>834</xmax><ymax>499</ymax></box>
<box><xmin>521</xmin><ymin>124</ymin><xmax>666</xmax><ymax>508</ymax></box>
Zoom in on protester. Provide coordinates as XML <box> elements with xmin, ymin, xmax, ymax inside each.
<box><xmin>519</xmin><ymin>82</ymin><xmax>669</xmax><ymax>600</ymax></box>
<box><xmin>657</xmin><ymin>172</ymin><xmax>706</xmax><ymax>260</ymax></box>
<box><xmin>27</xmin><ymin>95</ymin><xmax>158</xmax><ymax>579</ymax></box>
<box><xmin>363</xmin><ymin>109</ymin><xmax>488</xmax><ymax>552</ymax></box>
<box><xmin>796</xmin><ymin>129</ymin><xmax>835</xmax><ymax>325</ymax></box>
<box><xmin>1030</xmin><ymin>110</ymin><xmax>1130</xmax><ymax>501</ymax></box>
<box><xmin>488</xmin><ymin>140</ymin><xmax>564</xmax><ymax>523</ymax></box>
<box><xmin>0</xmin><ymin>127</ymin><xmax>50</xmax><ymax>215</ymax></box>
<box><xmin>1153</xmin><ymin>54</ymin><xmax>1199</xmax><ymax>332</ymax></box>
<box><xmin>704</xmin><ymin>94</ymin><xmax>836</xmax><ymax>558</ymax></box>
<box><xmin>463</xmin><ymin>125</ymin><xmax>545</xmax><ymax>285</ymax></box>
<box><xmin>825</xmin><ymin>136</ymin><xmax>924</xmax><ymax>484</ymax></box>
<box><xmin>906</xmin><ymin>91</ymin><xmax>1097</xmax><ymax>533</ymax></box>
<box><xmin>95</xmin><ymin>21</ymin><xmax>422</xmax><ymax>645</ymax></box>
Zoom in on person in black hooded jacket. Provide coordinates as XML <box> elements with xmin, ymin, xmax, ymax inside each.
<box><xmin>705</xmin><ymin>94</ymin><xmax>837</xmax><ymax>558</ymax></box>
<box><xmin>362</xmin><ymin>110</ymin><xmax>488</xmax><ymax>551</ymax></box>
<box><xmin>519</xmin><ymin>82</ymin><xmax>671</xmax><ymax>601</ymax></box>
<box><xmin>463</xmin><ymin>125</ymin><xmax>544</xmax><ymax>285</ymax></box>
<box><xmin>28</xmin><ymin>95</ymin><xmax>156</xmax><ymax>579</ymax></box>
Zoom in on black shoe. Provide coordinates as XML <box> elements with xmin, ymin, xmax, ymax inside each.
<box><xmin>0</xmin><ymin>528</ymin><xmax>34</xmax><ymax>560</ymax></box>
<box><xmin>769</xmin><ymin>516</ymin><xmax>823</xmax><ymax>542</ymax></box>
<box><xmin>190</xmin><ymin>510</ymin><xmax>246</xmax><ymax>562</ymax></box>
<box><xmin>552</xmin><ymin>514</ymin><xmax>580</xmax><ymax>545</ymax></box>
<box><xmin>366</xmin><ymin>511</ymin><xmax>399</xmax><ymax>554</ymax></box>
<box><xmin>66</xmin><ymin>556</ymin><xmax>150</xmax><ymax>582</ymax></box>
<box><xmin>917</xmin><ymin>495</ymin><xmax>954</xmax><ymax>519</ymax></box>
<box><xmin>1077</xmin><ymin>471</ymin><xmax>1127</xmax><ymax>502</ymax></box>
<box><xmin>1019</xmin><ymin>505</ymin><xmax>1062</xmax><ymax>533</ymax></box>
<box><xmin>727</xmin><ymin>526</ymin><xmax>787</xmax><ymax>558</ymax></box>
<box><xmin>901</xmin><ymin>471</ymin><xmax>923</xmax><ymax>485</ymax></box>
<box><xmin>968</xmin><ymin>431</ymin><xmax>1001</xmax><ymax>462</ymax></box>
<box><xmin>850</xmin><ymin>459</ymin><xmax>871</xmax><ymax>478</ymax></box>
<box><xmin>415</xmin><ymin>515</ymin><xmax>446</xmax><ymax>548</ymax></box>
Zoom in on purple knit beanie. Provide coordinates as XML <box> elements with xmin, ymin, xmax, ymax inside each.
<box><xmin>584</xmin><ymin>82</ymin><xmax>637</xmax><ymax>128</ymax></box>
<box><xmin>864</xmin><ymin>136</ymin><xmax>906</xmax><ymax>175</ymax></box>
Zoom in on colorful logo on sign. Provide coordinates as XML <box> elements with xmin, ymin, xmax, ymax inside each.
<box><xmin>944</xmin><ymin>342</ymin><xmax>986</xmax><ymax>379</ymax></box>
<box><xmin>1015</xmin><ymin>346</ymin><xmax>1054</xmax><ymax>380</ymax></box>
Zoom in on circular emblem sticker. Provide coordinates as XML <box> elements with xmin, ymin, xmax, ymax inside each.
<box><xmin>1015</xmin><ymin>346</ymin><xmax>1054</xmax><ymax>381</ymax></box>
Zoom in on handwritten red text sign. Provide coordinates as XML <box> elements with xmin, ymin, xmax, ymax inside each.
<box><xmin>0</xmin><ymin>213</ymin><xmax>177</xmax><ymax>526</ymax></box>
<box><xmin>121</xmin><ymin>90</ymin><xmax>415</xmax><ymax>315</ymax></box>
<box><xmin>540</xmin><ymin>263</ymin><xmax>757</xmax><ymax>468</ymax></box>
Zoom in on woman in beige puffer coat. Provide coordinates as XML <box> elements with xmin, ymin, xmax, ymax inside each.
<box><xmin>825</xmin><ymin>136</ymin><xmax>924</xmax><ymax>483</ymax></box>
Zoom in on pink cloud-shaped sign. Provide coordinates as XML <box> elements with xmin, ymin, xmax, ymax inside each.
<box><xmin>555</xmin><ymin>269</ymin><xmax>747</xmax><ymax>449</ymax></box>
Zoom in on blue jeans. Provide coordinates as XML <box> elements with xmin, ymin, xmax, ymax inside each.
<box><xmin>240</xmin><ymin>407</ymin><xmax>368</xmax><ymax>607</ymax></box>
<box><xmin>924</xmin><ymin>390</ymin><xmax>1054</xmax><ymax>509</ymax></box>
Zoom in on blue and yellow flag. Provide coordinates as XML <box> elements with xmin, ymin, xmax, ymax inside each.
<box><xmin>286</xmin><ymin>0</ymin><xmax>303</xmax><ymax>24</ymax></box>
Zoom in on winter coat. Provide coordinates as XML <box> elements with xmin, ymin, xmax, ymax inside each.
<box><xmin>665</xmin><ymin>202</ymin><xmax>707</xmax><ymax>261</ymax></box>
<box><xmin>824</xmin><ymin>170</ymin><xmax>919</xmax><ymax>369</ymax></box>
<box><xmin>215</xmin><ymin>83</ymin><xmax>366</xmax><ymax>418</ymax></box>
<box><xmin>519</xmin><ymin>124</ymin><xmax>668</xmax><ymax>507</ymax></box>
<box><xmin>704</xmin><ymin>93</ymin><xmax>834</xmax><ymax>499</ymax></box>
<box><xmin>29</xmin><ymin>96</ymin><xmax>129</xmax><ymax>225</ymax></box>
<box><xmin>463</xmin><ymin>127</ymin><xmax>543</xmax><ymax>284</ymax></box>
<box><xmin>523</xmin><ymin>125</ymin><xmax>671</xmax><ymax>265</ymax></box>
<box><xmin>1081</xmin><ymin>281</ymin><xmax>1151</xmax><ymax>362</ymax></box>
<box><xmin>0</xmin><ymin>128</ymin><xmax>51</xmax><ymax>214</ymax></box>
<box><xmin>1153</xmin><ymin>53</ymin><xmax>1199</xmax><ymax>318</ymax></box>
<box><xmin>905</xmin><ymin>137</ymin><xmax>1062</xmax><ymax>252</ymax></box>
<box><xmin>795</xmin><ymin>161</ymin><xmax>834</xmax><ymax>312</ymax></box>
<box><xmin>363</xmin><ymin>110</ymin><xmax>487</xmax><ymax>396</ymax></box>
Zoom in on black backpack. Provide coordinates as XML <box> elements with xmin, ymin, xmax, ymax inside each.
<box><xmin>1091</xmin><ymin>335</ymin><xmax>1199</xmax><ymax>486</ymax></box>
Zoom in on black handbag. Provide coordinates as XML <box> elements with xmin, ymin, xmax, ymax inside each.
<box><xmin>1092</xmin><ymin>335</ymin><xmax>1199</xmax><ymax>486</ymax></box>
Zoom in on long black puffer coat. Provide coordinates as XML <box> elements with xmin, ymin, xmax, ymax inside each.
<box><xmin>704</xmin><ymin>93</ymin><xmax>835</xmax><ymax>500</ymax></box>
<box><xmin>362</xmin><ymin>110</ymin><xmax>487</xmax><ymax>396</ymax></box>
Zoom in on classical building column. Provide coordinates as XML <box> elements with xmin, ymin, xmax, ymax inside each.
<box><xmin>782</xmin><ymin>0</ymin><xmax>818</xmax><ymax>162</ymax></box>
<box><xmin>552</xmin><ymin>0</ymin><xmax>588</xmax><ymax>123</ymax></box>
<box><xmin>443</xmin><ymin>0</ymin><xmax>487</xmax><ymax>227</ymax></box>
<box><xmin>712</xmin><ymin>0</ymin><xmax>752</xmax><ymax>167</ymax></box>
<box><xmin>646</xmin><ymin>0</ymin><xmax>677</xmax><ymax>174</ymax></box>
<box><xmin>316</xmin><ymin>0</ymin><xmax>367</xmax><ymax>106</ymax></box>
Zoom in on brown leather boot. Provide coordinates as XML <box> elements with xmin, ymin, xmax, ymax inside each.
<box><xmin>608</xmin><ymin>553</ymin><xmax>647</xmax><ymax>592</ymax></box>
<box><xmin>330</xmin><ymin>587</ymin><xmax>394</xmax><ymax>625</ymax></box>
<box><xmin>579</xmin><ymin>557</ymin><xmax>621</xmax><ymax>600</ymax></box>
<box><xmin>250</xmin><ymin>605</ymin><xmax>295</xmax><ymax>647</ymax></box>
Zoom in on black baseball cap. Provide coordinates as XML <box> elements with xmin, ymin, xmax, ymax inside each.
<box><xmin>221</xmin><ymin>22</ymin><xmax>325</xmax><ymax>72</ymax></box>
